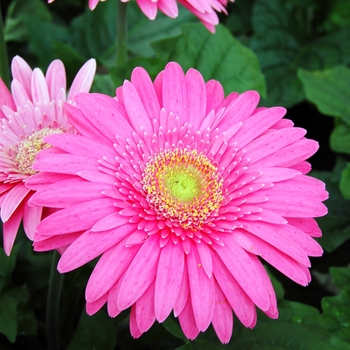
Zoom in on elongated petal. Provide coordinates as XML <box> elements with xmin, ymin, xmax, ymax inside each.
<box><xmin>187</xmin><ymin>243</ymin><xmax>215</xmax><ymax>331</ymax></box>
<box><xmin>1</xmin><ymin>184</ymin><xmax>30</xmax><ymax>222</ymax></box>
<box><xmin>117</xmin><ymin>235</ymin><xmax>161</xmax><ymax>309</ymax></box>
<box><xmin>211</xmin><ymin>281</ymin><xmax>233</xmax><ymax>344</ymax></box>
<box><xmin>58</xmin><ymin>224</ymin><xmax>136</xmax><ymax>272</ymax></box>
<box><xmin>67</xmin><ymin>58</ymin><xmax>96</xmax><ymax>100</ymax></box>
<box><xmin>155</xmin><ymin>242</ymin><xmax>184</xmax><ymax>322</ymax></box>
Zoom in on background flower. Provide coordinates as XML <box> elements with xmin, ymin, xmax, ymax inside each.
<box><xmin>47</xmin><ymin>0</ymin><xmax>231</xmax><ymax>32</ymax></box>
<box><xmin>28</xmin><ymin>62</ymin><xmax>328</xmax><ymax>343</ymax></box>
<box><xmin>0</xmin><ymin>56</ymin><xmax>96</xmax><ymax>255</ymax></box>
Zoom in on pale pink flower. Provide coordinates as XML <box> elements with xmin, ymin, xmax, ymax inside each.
<box><xmin>0</xmin><ymin>56</ymin><xmax>96</xmax><ymax>255</ymax></box>
<box><xmin>28</xmin><ymin>62</ymin><xmax>327</xmax><ymax>343</ymax></box>
<box><xmin>48</xmin><ymin>0</ymin><xmax>232</xmax><ymax>32</ymax></box>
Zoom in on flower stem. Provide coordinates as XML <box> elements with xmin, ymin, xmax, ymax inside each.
<box><xmin>46</xmin><ymin>250</ymin><xmax>64</xmax><ymax>350</ymax></box>
<box><xmin>0</xmin><ymin>9</ymin><xmax>10</xmax><ymax>88</ymax></box>
<box><xmin>116</xmin><ymin>0</ymin><xmax>128</xmax><ymax>66</ymax></box>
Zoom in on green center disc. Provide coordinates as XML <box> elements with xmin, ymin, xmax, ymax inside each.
<box><xmin>163</xmin><ymin>165</ymin><xmax>201</xmax><ymax>203</ymax></box>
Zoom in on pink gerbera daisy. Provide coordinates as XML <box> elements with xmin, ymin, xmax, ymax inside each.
<box><xmin>0</xmin><ymin>56</ymin><xmax>96</xmax><ymax>255</ymax></box>
<box><xmin>48</xmin><ymin>0</ymin><xmax>232</xmax><ymax>32</ymax></box>
<box><xmin>28</xmin><ymin>62</ymin><xmax>327</xmax><ymax>343</ymax></box>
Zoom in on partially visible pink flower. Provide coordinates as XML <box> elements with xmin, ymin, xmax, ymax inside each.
<box><xmin>28</xmin><ymin>62</ymin><xmax>327</xmax><ymax>343</ymax></box>
<box><xmin>0</xmin><ymin>56</ymin><xmax>96</xmax><ymax>255</ymax></box>
<box><xmin>48</xmin><ymin>0</ymin><xmax>232</xmax><ymax>32</ymax></box>
<box><xmin>47</xmin><ymin>0</ymin><xmax>107</xmax><ymax>10</ymax></box>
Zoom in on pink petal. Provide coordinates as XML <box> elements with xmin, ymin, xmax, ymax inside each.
<box><xmin>86</xmin><ymin>241</ymin><xmax>140</xmax><ymax>302</ymax></box>
<box><xmin>158</xmin><ymin>0</ymin><xmax>178</xmax><ymax>17</ymax></box>
<box><xmin>205</xmin><ymin>79</ymin><xmax>224</xmax><ymax>114</ymax></box>
<box><xmin>135</xmin><ymin>282</ymin><xmax>156</xmax><ymax>333</ymax></box>
<box><xmin>252</xmin><ymin>138</ymin><xmax>319</xmax><ymax>169</ymax></box>
<box><xmin>11</xmin><ymin>79</ymin><xmax>30</xmax><ymax>107</ymax></box>
<box><xmin>30</xmin><ymin>178</ymin><xmax>113</xmax><ymax>208</ymax></box>
<box><xmin>217</xmin><ymin>90</ymin><xmax>260</xmax><ymax>130</ymax></box>
<box><xmin>67</xmin><ymin>58</ymin><xmax>96</xmax><ymax>101</ymax></box>
<box><xmin>185</xmin><ymin>68</ymin><xmax>206</xmax><ymax>130</ymax></box>
<box><xmin>196</xmin><ymin>241</ymin><xmax>212</xmax><ymax>277</ymax></box>
<box><xmin>239</xmin><ymin>222</ymin><xmax>311</xmax><ymax>266</ymax></box>
<box><xmin>154</xmin><ymin>241</ymin><xmax>184</xmax><ymax>322</ymax></box>
<box><xmin>212</xmin><ymin>252</ymin><xmax>256</xmax><ymax>328</ymax></box>
<box><xmin>215</xmin><ymin>237</ymin><xmax>270</xmax><ymax>312</ymax></box>
<box><xmin>245</xmin><ymin>127</ymin><xmax>306</xmax><ymax>163</ymax></box>
<box><xmin>31</xmin><ymin>68</ymin><xmax>50</xmax><ymax>104</ymax></box>
<box><xmin>287</xmin><ymin>217</ymin><xmax>322</xmax><ymax>237</ymax></box>
<box><xmin>23</xmin><ymin>202</ymin><xmax>43</xmax><ymax>240</ymax></box>
<box><xmin>34</xmin><ymin>232</ymin><xmax>81</xmax><ymax>252</ymax></box>
<box><xmin>1</xmin><ymin>184</ymin><xmax>31</xmax><ymax>222</ymax></box>
<box><xmin>178</xmin><ymin>297</ymin><xmax>200</xmax><ymax>340</ymax></box>
<box><xmin>88</xmin><ymin>0</ymin><xmax>100</xmax><ymax>10</ymax></box>
<box><xmin>211</xmin><ymin>281</ymin><xmax>233</xmax><ymax>344</ymax></box>
<box><xmin>3</xmin><ymin>202</ymin><xmax>23</xmax><ymax>255</ymax></box>
<box><xmin>44</xmin><ymin>133</ymin><xmax>115</xmax><ymax>159</ymax></box>
<box><xmin>64</xmin><ymin>103</ymin><xmax>107</xmax><ymax>140</ymax></box>
<box><xmin>37</xmin><ymin>198</ymin><xmax>116</xmax><ymax>235</ymax></box>
<box><xmin>117</xmin><ymin>234</ymin><xmax>161</xmax><ymax>310</ymax></box>
<box><xmin>74</xmin><ymin>93</ymin><xmax>134</xmax><ymax>143</ymax></box>
<box><xmin>45</xmin><ymin>59</ymin><xmax>66</xmax><ymax>101</ymax></box>
<box><xmin>232</xmin><ymin>107</ymin><xmax>287</xmax><ymax>148</ymax></box>
<box><xmin>129</xmin><ymin>305</ymin><xmax>142</xmax><ymax>338</ymax></box>
<box><xmin>162</xmin><ymin>62</ymin><xmax>188</xmax><ymax>125</ymax></box>
<box><xmin>86</xmin><ymin>293</ymin><xmax>108</xmax><ymax>316</ymax></box>
<box><xmin>174</xmin><ymin>262</ymin><xmax>190</xmax><ymax>317</ymax></box>
<box><xmin>58</xmin><ymin>224</ymin><xmax>136</xmax><ymax>272</ymax></box>
<box><xmin>11</xmin><ymin>56</ymin><xmax>32</xmax><ymax>99</ymax></box>
<box><xmin>130</xmin><ymin>67</ymin><xmax>161</xmax><ymax>125</ymax></box>
<box><xmin>136</xmin><ymin>0</ymin><xmax>158</xmax><ymax>19</ymax></box>
<box><xmin>0</xmin><ymin>78</ymin><xmax>15</xmax><ymax>110</ymax></box>
<box><xmin>122</xmin><ymin>80</ymin><xmax>153</xmax><ymax>136</ymax></box>
<box><xmin>259</xmin><ymin>186</ymin><xmax>328</xmax><ymax>218</ymax></box>
<box><xmin>245</xmin><ymin>232</ymin><xmax>311</xmax><ymax>286</ymax></box>
<box><xmin>187</xmin><ymin>242</ymin><xmax>215</xmax><ymax>331</ymax></box>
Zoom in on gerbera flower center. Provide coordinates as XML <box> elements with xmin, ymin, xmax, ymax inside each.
<box><xmin>142</xmin><ymin>149</ymin><xmax>224</xmax><ymax>229</ymax></box>
<box><xmin>14</xmin><ymin>127</ymin><xmax>64</xmax><ymax>175</ymax></box>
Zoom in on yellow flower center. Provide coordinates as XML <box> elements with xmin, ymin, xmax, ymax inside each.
<box><xmin>14</xmin><ymin>127</ymin><xmax>64</xmax><ymax>175</ymax></box>
<box><xmin>142</xmin><ymin>149</ymin><xmax>224</xmax><ymax>229</ymax></box>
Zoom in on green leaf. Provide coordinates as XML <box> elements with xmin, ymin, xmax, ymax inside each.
<box><xmin>323</xmin><ymin>0</ymin><xmax>350</xmax><ymax>29</ymax></box>
<box><xmin>110</xmin><ymin>56</ymin><xmax>166</xmax><ymax>88</ymax></box>
<box><xmin>0</xmin><ymin>245</ymin><xmax>19</xmax><ymax>294</ymax></box>
<box><xmin>322</xmin><ymin>267</ymin><xmax>350</xmax><ymax>344</ymax></box>
<box><xmin>330</xmin><ymin>119</ymin><xmax>350</xmax><ymax>154</ymax></box>
<box><xmin>0</xmin><ymin>293</ymin><xmax>19</xmax><ymax>343</ymax></box>
<box><xmin>8</xmin><ymin>285</ymin><xmax>37</xmax><ymax>337</ymax></box>
<box><xmin>233</xmin><ymin>321</ymin><xmax>349</xmax><ymax>349</ymax></box>
<box><xmin>163</xmin><ymin>316</ymin><xmax>188</xmax><ymax>342</ymax></box>
<box><xmin>26</xmin><ymin>20</ymin><xmax>70</xmax><ymax>67</ymax></box>
<box><xmin>67</xmin><ymin>1</ymin><xmax>196</xmax><ymax>68</ymax></box>
<box><xmin>230</xmin><ymin>300</ymin><xmax>350</xmax><ymax>350</ymax></box>
<box><xmin>340</xmin><ymin>163</ymin><xmax>350</xmax><ymax>200</ymax></box>
<box><xmin>52</xmin><ymin>42</ymin><xmax>87</xmax><ymax>83</ymax></box>
<box><xmin>153</xmin><ymin>23</ymin><xmax>266</xmax><ymax>97</ymax></box>
<box><xmin>4</xmin><ymin>0</ymin><xmax>51</xmax><ymax>42</ymax></box>
<box><xmin>329</xmin><ymin>266</ymin><xmax>350</xmax><ymax>291</ymax></box>
<box><xmin>90</xmin><ymin>74</ymin><xmax>116</xmax><ymax>96</ymax></box>
<box><xmin>312</xmin><ymin>159</ymin><xmax>350</xmax><ymax>252</ymax></box>
<box><xmin>298</xmin><ymin>66</ymin><xmax>350</xmax><ymax>123</ymax></box>
<box><xmin>67</xmin><ymin>310</ymin><xmax>116</xmax><ymax>350</ymax></box>
<box><xmin>249</xmin><ymin>0</ymin><xmax>350</xmax><ymax>107</ymax></box>
<box><xmin>128</xmin><ymin>6</ymin><xmax>195</xmax><ymax>58</ymax></box>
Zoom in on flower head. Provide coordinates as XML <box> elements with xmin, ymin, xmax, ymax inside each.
<box><xmin>0</xmin><ymin>56</ymin><xmax>96</xmax><ymax>255</ymax></box>
<box><xmin>47</xmin><ymin>0</ymin><xmax>232</xmax><ymax>32</ymax></box>
<box><xmin>28</xmin><ymin>62</ymin><xmax>328</xmax><ymax>343</ymax></box>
